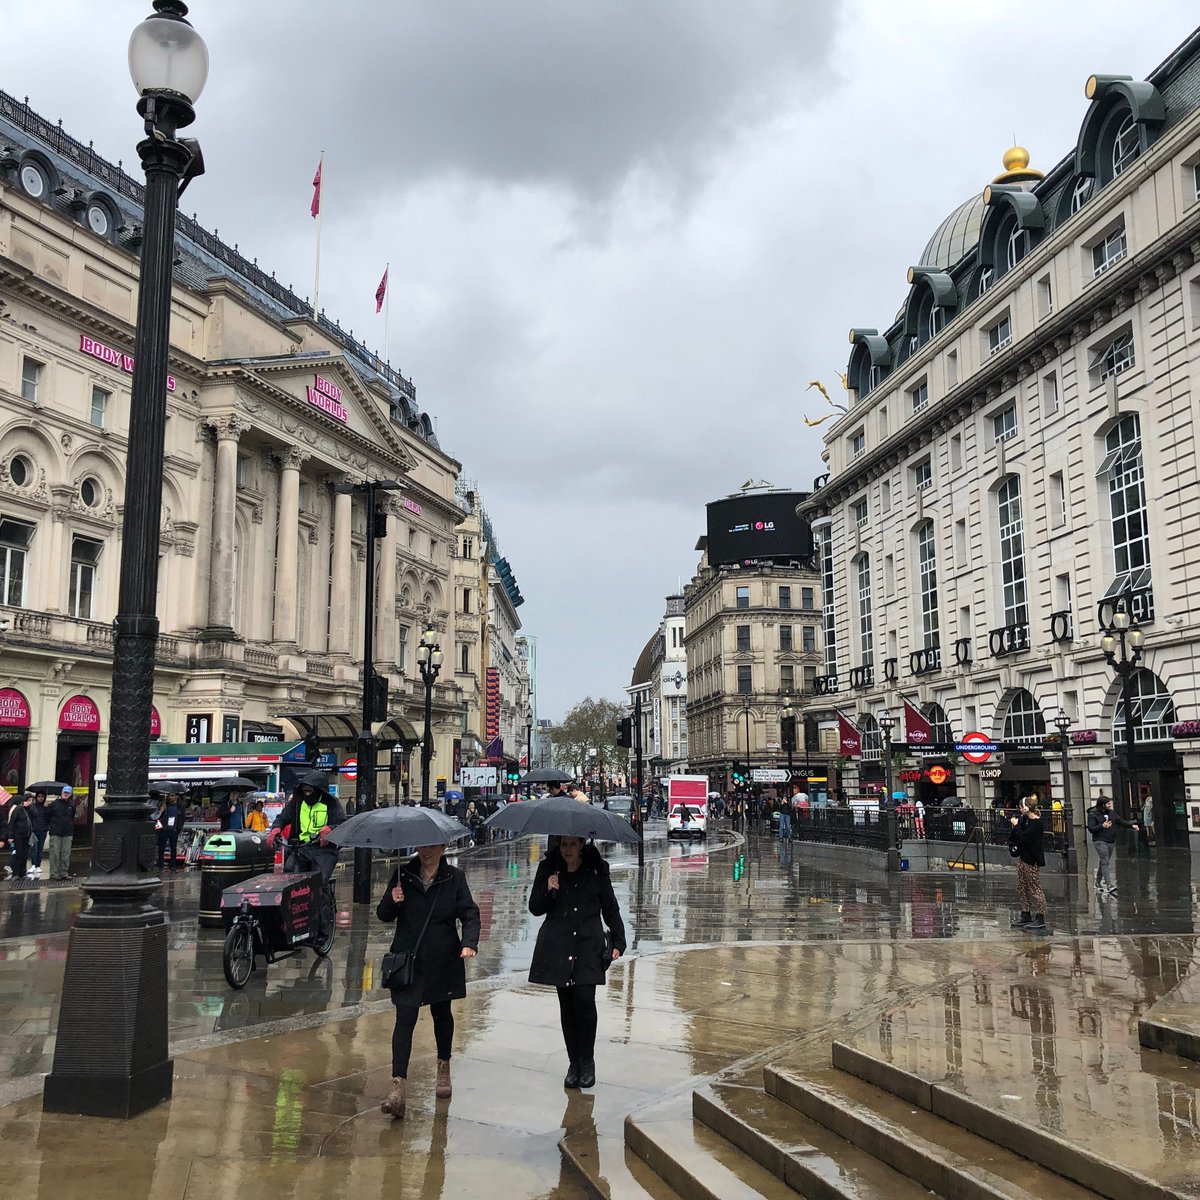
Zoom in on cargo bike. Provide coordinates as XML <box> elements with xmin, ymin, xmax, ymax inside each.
<box><xmin>220</xmin><ymin>841</ymin><xmax>336</xmax><ymax>989</ymax></box>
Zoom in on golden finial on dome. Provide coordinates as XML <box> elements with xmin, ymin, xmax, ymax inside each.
<box><xmin>992</xmin><ymin>144</ymin><xmax>1044</xmax><ymax>184</ymax></box>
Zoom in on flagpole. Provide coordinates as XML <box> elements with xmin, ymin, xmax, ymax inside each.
<box><xmin>312</xmin><ymin>152</ymin><xmax>324</xmax><ymax>318</ymax></box>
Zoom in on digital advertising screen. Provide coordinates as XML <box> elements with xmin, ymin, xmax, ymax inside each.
<box><xmin>706</xmin><ymin>491</ymin><xmax>812</xmax><ymax>567</ymax></box>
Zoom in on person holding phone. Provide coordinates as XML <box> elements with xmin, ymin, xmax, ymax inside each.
<box><xmin>528</xmin><ymin>836</ymin><xmax>626</xmax><ymax>1090</ymax></box>
<box><xmin>1087</xmin><ymin>795</ymin><xmax>1138</xmax><ymax>895</ymax></box>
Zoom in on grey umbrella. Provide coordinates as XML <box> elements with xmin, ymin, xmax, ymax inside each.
<box><xmin>484</xmin><ymin>795</ymin><xmax>642</xmax><ymax>844</ymax></box>
<box><xmin>519</xmin><ymin>767</ymin><xmax>573</xmax><ymax>785</ymax></box>
<box><xmin>328</xmin><ymin>806</ymin><xmax>471</xmax><ymax>850</ymax></box>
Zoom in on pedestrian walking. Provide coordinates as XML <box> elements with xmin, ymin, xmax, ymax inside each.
<box><xmin>377</xmin><ymin>842</ymin><xmax>480</xmax><ymax>1119</ymax></box>
<box><xmin>1088</xmin><ymin>795</ymin><xmax>1138</xmax><ymax>894</ymax></box>
<box><xmin>777</xmin><ymin>794</ymin><xmax>792</xmax><ymax>840</ymax></box>
<box><xmin>1009</xmin><ymin>797</ymin><xmax>1047</xmax><ymax>931</ymax></box>
<box><xmin>155</xmin><ymin>790</ymin><xmax>182</xmax><ymax>871</ymax></box>
<box><xmin>1141</xmin><ymin>791</ymin><xmax>1155</xmax><ymax>850</ymax></box>
<box><xmin>528</xmin><ymin>836</ymin><xmax>626</xmax><ymax>1090</ymax></box>
<box><xmin>27</xmin><ymin>791</ymin><xmax>49</xmax><ymax>879</ymax></box>
<box><xmin>8</xmin><ymin>793</ymin><xmax>33</xmax><ymax>881</ymax></box>
<box><xmin>46</xmin><ymin>787</ymin><xmax>76</xmax><ymax>879</ymax></box>
<box><xmin>914</xmin><ymin>797</ymin><xmax>926</xmax><ymax>838</ymax></box>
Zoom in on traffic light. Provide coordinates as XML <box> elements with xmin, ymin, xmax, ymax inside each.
<box><xmin>370</xmin><ymin>673</ymin><xmax>388</xmax><ymax>721</ymax></box>
<box><xmin>616</xmin><ymin>717</ymin><xmax>633</xmax><ymax>748</ymax></box>
<box><xmin>731</xmin><ymin>761</ymin><xmax>744</xmax><ymax>785</ymax></box>
<box><xmin>506</xmin><ymin>767</ymin><xmax>521</xmax><ymax>785</ymax></box>
<box><xmin>304</xmin><ymin>730</ymin><xmax>319</xmax><ymax>763</ymax></box>
<box><xmin>781</xmin><ymin>715</ymin><xmax>796</xmax><ymax>751</ymax></box>
<box><xmin>372</xmin><ymin>505</ymin><xmax>387</xmax><ymax>538</ymax></box>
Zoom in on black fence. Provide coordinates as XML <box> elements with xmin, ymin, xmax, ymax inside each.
<box><xmin>906</xmin><ymin>804</ymin><xmax>1073</xmax><ymax>856</ymax></box>
<box><xmin>788</xmin><ymin>806</ymin><xmax>892</xmax><ymax>852</ymax></box>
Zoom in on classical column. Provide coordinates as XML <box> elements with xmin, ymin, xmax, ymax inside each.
<box><xmin>272</xmin><ymin>448</ymin><xmax>309</xmax><ymax>645</ymax></box>
<box><xmin>375</xmin><ymin>499</ymin><xmax>399</xmax><ymax>667</ymax></box>
<box><xmin>328</xmin><ymin>483</ymin><xmax>353</xmax><ymax>656</ymax></box>
<box><xmin>205</xmin><ymin>415</ymin><xmax>247</xmax><ymax>635</ymax></box>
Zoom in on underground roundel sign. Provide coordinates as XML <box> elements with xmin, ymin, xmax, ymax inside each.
<box><xmin>960</xmin><ymin>732</ymin><xmax>995</xmax><ymax>764</ymax></box>
<box><xmin>340</xmin><ymin>757</ymin><xmax>358</xmax><ymax>780</ymax></box>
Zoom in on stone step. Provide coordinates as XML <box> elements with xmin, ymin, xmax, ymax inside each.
<box><xmin>830</xmin><ymin>1037</ymin><xmax>1190</xmax><ymax>1200</ymax></box>
<box><xmin>767</xmin><ymin>1061</ymin><xmax>1104</xmax><ymax>1200</ymax></box>
<box><xmin>625</xmin><ymin>1094</ymin><xmax>800</xmax><ymax>1200</ymax></box>
<box><xmin>693</xmin><ymin>1080</ymin><xmax>937</xmax><ymax>1200</ymax></box>
<box><xmin>559</xmin><ymin>1124</ymin><xmax>687</xmax><ymax>1200</ymax></box>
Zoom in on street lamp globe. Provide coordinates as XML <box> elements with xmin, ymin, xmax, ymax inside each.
<box><xmin>1129</xmin><ymin>625</ymin><xmax>1144</xmax><ymax>650</ymax></box>
<box><xmin>1054</xmin><ymin>708</ymin><xmax>1072</xmax><ymax>734</ymax></box>
<box><xmin>1112</xmin><ymin>607</ymin><xmax>1131</xmax><ymax>631</ymax></box>
<box><xmin>432</xmin><ymin>646</ymin><xmax>444</xmax><ymax>668</ymax></box>
<box><xmin>128</xmin><ymin>1</ymin><xmax>209</xmax><ymax>105</ymax></box>
<box><xmin>1102</xmin><ymin>631</ymin><xmax>1116</xmax><ymax>656</ymax></box>
<box><xmin>416</xmin><ymin>643</ymin><xmax>430</xmax><ymax>665</ymax></box>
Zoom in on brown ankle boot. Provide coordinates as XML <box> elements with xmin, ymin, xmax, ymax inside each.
<box><xmin>381</xmin><ymin>1076</ymin><xmax>406</xmax><ymax>1118</ymax></box>
<box><xmin>435</xmin><ymin>1058</ymin><xmax>452</xmax><ymax>1099</ymax></box>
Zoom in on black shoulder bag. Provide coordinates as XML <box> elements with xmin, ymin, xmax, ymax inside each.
<box><xmin>382</xmin><ymin>883</ymin><xmax>439</xmax><ymax>990</ymax></box>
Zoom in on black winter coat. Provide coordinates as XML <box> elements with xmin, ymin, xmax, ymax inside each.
<box><xmin>7</xmin><ymin>804</ymin><xmax>31</xmax><ymax>848</ymax></box>
<box><xmin>29</xmin><ymin>800</ymin><xmax>49</xmax><ymax>836</ymax></box>
<box><xmin>528</xmin><ymin>845</ymin><xmax>627</xmax><ymax>987</ymax></box>
<box><xmin>377</xmin><ymin>856</ymin><xmax>480</xmax><ymax>1008</ymax></box>
<box><xmin>1013</xmin><ymin>812</ymin><xmax>1045</xmax><ymax>867</ymax></box>
<box><xmin>47</xmin><ymin>798</ymin><xmax>75</xmax><ymax>837</ymax></box>
<box><xmin>1087</xmin><ymin>805</ymin><xmax>1134</xmax><ymax>844</ymax></box>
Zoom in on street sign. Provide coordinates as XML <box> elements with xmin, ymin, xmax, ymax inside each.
<box><xmin>751</xmin><ymin>769</ymin><xmax>790</xmax><ymax>783</ymax></box>
<box><xmin>957</xmin><ymin>733</ymin><xmax>999</xmax><ymax>764</ymax></box>
<box><xmin>340</xmin><ymin>757</ymin><xmax>358</xmax><ymax>780</ymax></box>
<box><xmin>461</xmin><ymin>766</ymin><xmax>498</xmax><ymax>788</ymax></box>
<box><xmin>315</xmin><ymin>751</ymin><xmax>337</xmax><ymax>772</ymax></box>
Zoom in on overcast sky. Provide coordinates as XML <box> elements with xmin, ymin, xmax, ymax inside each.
<box><xmin>6</xmin><ymin>2</ymin><xmax>1197</xmax><ymax>718</ymax></box>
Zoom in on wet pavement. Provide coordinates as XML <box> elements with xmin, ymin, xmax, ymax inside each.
<box><xmin>0</xmin><ymin>826</ymin><xmax>1198</xmax><ymax>1198</ymax></box>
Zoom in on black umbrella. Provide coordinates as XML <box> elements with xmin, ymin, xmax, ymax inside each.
<box><xmin>328</xmin><ymin>807</ymin><xmax>471</xmax><ymax>850</ymax></box>
<box><xmin>218</xmin><ymin>777</ymin><xmax>261</xmax><ymax>791</ymax></box>
<box><xmin>484</xmin><ymin>795</ymin><xmax>641</xmax><ymax>844</ymax></box>
<box><xmin>519</xmin><ymin>767</ymin><xmax>573</xmax><ymax>785</ymax></box>
<box><xmin>27</xmin><ymin>781</ymin><xmax>71</xmax><ymax>795</ymax></box>
<box><xmin>149</xmin><ymin>780</ymin><xmax>190</xmax><ymax>795</ymax></box>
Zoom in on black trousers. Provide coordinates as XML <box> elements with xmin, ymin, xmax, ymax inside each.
<box><xmin>556</xmin><ymin>984</ymin><xmax>598</xmax><ymax>1065</ymax></box>
<box><xmin>391</xmin><ymin>1000</ymin><xmax>454</xmax><ymax>1077</ymax></box>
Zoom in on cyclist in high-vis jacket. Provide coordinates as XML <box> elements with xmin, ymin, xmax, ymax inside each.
<box><xmin>267</xmin><ymin>770</ymin><xmax>346</xmax><ymax>882</ymax></box>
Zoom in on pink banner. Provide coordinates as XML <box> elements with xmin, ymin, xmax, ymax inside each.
<box><xmin>903</xmin><ymin>698</ymin><xmax>933</xmax><ymax>746</ymax></box>
<box><xmin>59</xmin><ymin>695</ymin><xmax>101</xmax><ymax>732</ymax></box>
<box><xmin>837</xmin><ymin>711</ymin><xmax>861</xmax><ymax>758</ymax></box>
<box><xmin>0</xmin><ymin>688</ymin><xmax>31</xmax><ymax>729</ymax></box>
<box><xmin>485</xmin><ymin>668</ymin><xmax>501</xmax><ymax>743</ymax></box>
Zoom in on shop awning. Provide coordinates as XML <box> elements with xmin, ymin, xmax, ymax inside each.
<box><xmin>276</xmin><ymin>712</ymin><xmax>420</xmax><ymax>747</ymax></box>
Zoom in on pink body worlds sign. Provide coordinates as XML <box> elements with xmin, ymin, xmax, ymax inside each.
<box><xmin>80</xmin><ymin>334</ymin><xmax>176</xmax><ymax>392</ymax></box>
<box><xmin>0</xmin><ymin>688</ymin><xmax>31</xmax><ymax>728</ymax></box>
<box><xmin>59</xmin><ymin>695</ymin><xmax>101</xmax><ymax>732</ymax></box>
<box><xmin>306</xmin><ymin>374</ymin><xmax>348</xmax><ymax>423</ymax></box>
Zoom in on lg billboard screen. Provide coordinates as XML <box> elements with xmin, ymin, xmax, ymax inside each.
<box><xmin>706</xmin><ymin>492</ymin><xmax>812</xmax><ymax>567</ymax></box>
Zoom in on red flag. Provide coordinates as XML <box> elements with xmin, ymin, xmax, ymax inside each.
<box><xmin>375</xmin><ymin>267</ymin><xmax>388</xmax><ymax>313</ymax></box>
<box><xmin>310</xmin><ymin>157</ymin><xmax>323</xmax><ymax>219</ymax></box>
<box><xmin>903</xmin><ymin>697</ymin><xmax>932</xmax><ymax>746</ymax></box>
<box><xmin>837</xmin><ymin>710</ymin><xmax>861</xmax><ymax>758</ymax></box>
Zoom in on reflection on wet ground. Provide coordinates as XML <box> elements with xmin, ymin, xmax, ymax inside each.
<box><xmin>0</xmin><ymin>825</ymin><xmax>1192</xmax><ymax>1086</ymax></box>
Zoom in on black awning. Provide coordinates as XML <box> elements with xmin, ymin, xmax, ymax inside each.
<box><xmin>276</xmin><ymin>711</ymin><xmax>420</xmax><ymax>748</ymax></box>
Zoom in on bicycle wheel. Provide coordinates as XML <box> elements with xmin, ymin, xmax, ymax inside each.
<box><xmin>313</xmin><ymin>887</ymin><xmax>335</xmax><ymax>957</ymax></box>
<box><xmin>223</xmin><ymin>922</ymin><xmax>255</xmax><ymax>989</ymax></box>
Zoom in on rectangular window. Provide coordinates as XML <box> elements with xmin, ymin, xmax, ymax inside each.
<box><xmin>736</xmin><ymin>624</ymin><xmax>751</xmax><ymax>652</ymax></box>
<box><xmin>736</xmin><ymin>664</ymin><xmax>752</xmax><ymax>695</ymax></box>
<box><xmin>992</xmin><ymin>405</ymin><xmax>1018</xmax><ymax>444</ymax></box>
<box><xmin>881</xmin><ymin>479</ymin><xmax>891</xmax><ymax>509</ymax></box>
<box><xmin>778</xmin><ymin>585</ymin><xmax>791</xmax><ymax>609</ymax></box>
<box><xmin>0</xmin><ymin>517</ymin><xmax>35</xmax><ymax>607</ymax></box>
<box><xmin>910</xmin><ymin>380</ymin><xmax>929</xmax><ymax>413</ymax></box>
<box><xmin>780</xmin><ymin>664</ymin><xmax>795</xmax><ymax>693</ymax></box>
<box><xmin>884</xmin><ymin>553</ymin><xmax>895</xmax><ymax>595</ymax></box>
<box><xmin>20</xmin><ymin>358</ymin><xmax>42</xmax><ymax>403</ymax></box>
<box><xmin>1092</xmin><ymin>226</ymin><xmax>1127</xmax><ymax>278</ymax></box>
<box><xmin>801</xmin><ymin>587</ymin><xmax>814</xmax><ymax>611</ymax></box>
<box><xmin>461</xmin><ymin>537</ymin><xmax>473</xmax><ymax>559</ymax></box>
<box><xmin>852</xmin><ymin>498</ymin><xmax>868</xmax><ymax>528</ymax></box>
<box><xmin>459</xmin><ymin>643</ymin><xmax>470</xmax><ymax>674</ymax></box>
<box><xmin>68</xmin><ymin>536</ymin><xmax>103</xmax><ymax>619</ymax></box>
<box><xmin>947</xmin><ymin>349</ymin><xmax>959</xmax><ymax>388</ymax></box>
<box><xmin>462</xmin><ymin>587</ymin><xmax>471</xmax><ymax>614</ymax></box>
<box><xmin>1194</xmin><ymin>163</ymin><xmax>1200</xmax><ymax>202</ymax></box>
<box><xmin>408</xmin><ymin>528</ymin><xmax>417</xmax><ymax>548</ymax></box>
<box><xmin>1042</xmin><ymin>372</ymin><xmax>1059</xmax><ymax>415</ymax></box>
<box><xmin>950</xmin><ymin>433</ymin><xmax>963</xmax><ymax>471</ymax></box>
<box><xmin>857</xmin><ymin>556</ymin><xmax>874</xmax><ymax>667</ymax></box>
<box><xmin>1050</xmin><ymin>472</ymin><xmax>1066</xmax><ymax>528</ymax></box>
<box><xmin>429</xmin><ymin>538</ymin><xmax>438</xmax><ymax>561</ymax></box>
<box><xmin>736</xmin><ymin>585</ymin><xmax>749</xmax><ymax>610</ymax></box>
<box><xmin>1091</xmin><ymin>327</ymin><xmax>1136</xmax><ymax>386</ymax></box>
<box><xmin>803</xmin><ymin>665</ymin><xmax>817</xmax><ymax>692</ymax></box>
<box><xmin>878</xmin><ymin>406</ymin><xmax>889</xmax><ymax>438</ymax></box>
<box><xmin>1037</xmin><ymin>274</ymin><xmax>1054</xmax><ymax>318</ymax></box>
<box><xmin>912</xmin><ymin>458</ymin><xmax>932</xmax><ymax>491</ymax></box>
<box><xmin>802</xmin><ymin>625</ymin><xmax>816</xmax><ymax>652</ymax></box>
<box><xmin>90</xmin><ymin>386</ymin><xmax>109</xmax><ymax>429</ymax></box>
<box><xmin>954</xmin><ymin>519</ymin><xmax>967</xmax><ymax>568</ymax></box>
<box><xmin>850</xmin><ymin>430</ymin><xmax>866</xmax><ymax>459</ymax></box>
<box><xmin>779</xmin><ymin>625</ymin><xmax>793</xmax><ymax>652</ymax></box>
<box><xmin>987</xmin><ymin>315</ymin><xmax>1013</xmax><ymax>356</ymax></box>
<box><xmin>398</xmin><ymin>624</ymin><xmax>409</xmax><ymax>674</ymax></box>
<box><xmin>235</xmin><ymin>454</ymin><xmax>250</xmax><ymax>489</ymax></box>
<box><xmin>1055</xmin><ymin>573</ymin><xmax>1073</xmax><ymax>611</ymax></box>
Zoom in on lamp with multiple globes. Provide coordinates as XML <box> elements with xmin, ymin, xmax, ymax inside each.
<box><xmin>417</xmin><ymin>629</ymin><xmax>444</xmax><ymax>807</ymax></box>
<box><xmin>1101</xmin><ymin>602</ymin><xmax>1144</xmax><ymax>817</ymax></box>
<box><xmin>877</xmin><ymin>707</ymin><xmax>900</xmax><ymax>872</ymax></box>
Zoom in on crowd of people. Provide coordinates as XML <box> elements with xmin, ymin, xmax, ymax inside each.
<box><xmin>0</xmin><ymin>785</ymin><xmax>78</xmax><ymax>880</ymax></box>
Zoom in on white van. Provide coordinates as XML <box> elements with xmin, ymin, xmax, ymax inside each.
<box><xmin>666</xmin><ymin>775</ymin><xmax>708</xmax><ymax>840</ymax></box>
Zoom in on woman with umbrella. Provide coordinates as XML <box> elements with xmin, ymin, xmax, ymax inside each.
<box><xmin>528</xmin><ymin>836</ymin><xmax>626</xmax><ymax>1090</ymax></box>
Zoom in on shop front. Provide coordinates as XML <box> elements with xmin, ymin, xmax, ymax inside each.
<box><xmin>56</xmin><ymin>693</ymin><xmax>100</xmax><ymax>845</ymax></box>
<box><xmin>897</xmin><ymin>760</ymin><xmax>957</xmax><ymax>808</ymax></box>
<box><xmin>1114</xmin><ymin>742</ymin><xmax>1187</xmax><ymax>847</ymax></box>
<box><xmin>0</xmin><ymin>687</ymin><xmax>32</xmax><ymax>793</ymax></box>
<box><xmin>994</xmin><ymin>755</ymin><xmax>1051</xmax><ymax>810</ymax></box>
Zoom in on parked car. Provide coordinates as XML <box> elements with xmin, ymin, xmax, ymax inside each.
<box><xmin>604</xmin><ymin>794</ymin><xmax>638</xmax><ymax>824</ymax></box>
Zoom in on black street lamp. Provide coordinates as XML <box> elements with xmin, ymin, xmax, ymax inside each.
<box><xmin>780</xmin><ymin>696</ymin><xmax>796</xmax><ymax>784</ymax></box>
<box><xmin>417</xmin><ymin>629</ymin><xmax>443</xmax><ymax>806</ymax></box>
<box><xmin>524</xmin><ymin>716</ymin><xmax>533</xmax><ymax>799</ymax></box>
<box><xmin>741</xmin><ymin>695</ymin><xmax>754</xmax><ymax>784</ymax></box>
<box><xmin>1053</xmin><ymin>707</ymin><xmax>1076</xmax><ymax>873</ymax></box>
<box><xmin>44</xmin><ymin>0</ymin><xmax>208</xmax><ymax>1118</ymax></box>
<box><xmin>335</xmin><ymin>477</ymin><xmax>400</xmax><ymax>902</ymax></box>
<box><xmin>878</xmin><ymin>707</ymin><xmax>900</xmax><ymax>872</ymax></box>
<box><xmin>1101</xmin><ymin>604</ymin><xmax>1144</xmax><ymax>818</ymax></box>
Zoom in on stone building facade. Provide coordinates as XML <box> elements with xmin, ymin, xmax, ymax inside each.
<box><xmin>798</xmin><ymin>29</ymin><xmax>1200</xmax><ymax>843</ymax></box>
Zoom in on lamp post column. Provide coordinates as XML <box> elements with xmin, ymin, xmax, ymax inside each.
<box><xmin>1054</xmin><ymin>709</ymin><xmax>1075</xmax><ymax>874</ymax></box>
<box><xmin>879</xmin><ymin>709</ymin><xmax>899</xmax><ymax>873</ymax></box>
<box><xmin>417</xmin><ymin>630</ymin><xmax>442</xmax><ymax>807</ymax></box>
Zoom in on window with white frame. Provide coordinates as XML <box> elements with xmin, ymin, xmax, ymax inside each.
<box><xmin>20</xmin><ymin>358</ymin><xmax>42</xmax><ymax>403</ymax></box>
<box><xmin>1112</xmin><ymin>114</ymin><xmax>1140</xmax><ymax>177</ymax></box>
<box><xmin>912</xmin><ymin>458</ymin><xmax>932</xmax><ymax>491</ymax></box>
<box><xmin>1050</xmin><ymin>472</ymin><xmax>1067</xmax><ymax>528</ymax></box>
<box><xmin>1194</xmin><ymin>162</ymin><xmax>1200</xmax><ymax>202</ymax></box>
<box><xmin>0</xmin><ymin>517</ymin><xmax>34</xmax><ymax>607</ymax></box>
<box><xmin>928</xmin><ymin>307</ymin><xmax>945</xmax><ymax>339</ymax></box>
<box><xmin>802</xmin><ymin>625</ymin><xmax>816</xmax><ymax>652</ymax></box>
<box><xmin>987</xmin><ymin>314</ymin><xmax>1012</xmax><ymax>355</ymax></box>
<box><xmin>992</xmin><ymin>404</ymin><xmax>1018</xmax><ymax>444</ymax></box>
<box><xmin>1070</xmin><ymin>175</ymin><xmax>1094</xmax><ymax>213</ymax></box>
<box><xmin>1006</xmin><ymin>223</ymin><xmax>1027</xmax><ymax>270</ymax></box>
<box><xmin>850</xmin><ymin>429</ymin><xmax>866</xmax><ymax>459</ymax></box>
<box><xmin>910</xmin><ymin>380</ymin><xmax>929</xmax><ymax>413</ymax></box>
<box><xmin>852</xmin><ymin>498</ymin><xmax>868</xmax><ymax>528</ymax></box>
<box><xmin>1114</xmin><ymin>669</ymin><xmax>1176</xmax><ymax>745</ymax></box>
<box><xmin>856</xmin><ymin>554</ymin><xmax>874</xmax><ymax>667</ymax></box>
<box><xmin>1092</xmin><ymin>225</ymin><xmax>1127</xmax><ymax>277</ymax></box>
<box><xmin>1002</xmin><ymin>688</ymin><xmax>1045</xmax><ymax>741</ymax></box>
<box><xmin>978</xmin><ymin>266</ymin><xmax>993</xmax><ymax>297</ymax></box>
<box><xmin>398</xmin><ymin>623</ymin><xmax>409</xmax><ymax>674</ymax></box>
<box><xmin>90</xmin><ymin>386</ymin><xmax>109</xmax><ymax>429</ymax></box>
<box><xmin>997</xmin><ymin>476</ymin><xmax>1028</xmax><ymax>628</ymax></box>
<box><xmin>1042</xmin><ymin>372</ymin><xmax>1060</xmax><ymax>415</ymax></box>
<box><xmin>869</xmin><ymin>365</ymin><xmax>886</xmax><ymax>392</ymax></box>
<box><xmin>1092</xmin><ymin>327</ymin><xmax>1135</xmax><ymax>385</ymax></box>
<box><xmin>916</xmin><ymin>520</ymin><xmax>939</xmax><ymax>649</ymax></box>
<box><xmin>821</xmin><ymin>536</ymin><xmax>836</xmax><ymax>675</ymax></box>
<box><xmin>1037</xmin><ymin>274</ymin><xmax>1054</xmax><ymax>318</ymax></box>
<box><xmin>68</xmin><ymin>535</ymin><xmax>103</xmax><ymax>619</ymax></box>
<box><xmin>1098</xmin><ymin>414</ymin><xmax>1152</xmax><ymax>602</ymax></box>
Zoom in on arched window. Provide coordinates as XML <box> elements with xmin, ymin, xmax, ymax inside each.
<box><xmin>1002</xmin><ymin>689</ymin><xmax>1045</xmax><ymax>741</ymax></box>
<box><xmin>1098</xmin><ymin>414</ymin><xmax>1152</xmax><ymax>606</ymax></box>
<box><xmin>856</xmin><ymin>554</ymin><xmax>874</xmax><ymax>667</ymax></box>
<box><xmin>928</xmin><ymin>306</ymin><xmax>945</xmax><ymax>339</ymax></box>
<box><xmin>1112</xmin><ymin>113</ymin><xmax>1140</xmax><ymax>177</ymax></box>
<box><xmin>1006</xmin><ymin>222</ymin><xmax>1027</xmax><ymax>271</ymax></box>
<box><xmin>978</xmin><ymin>266</ymin><xmax>993</xmax><ymax>298</ymax></box>
<box><xmin>997</xmin><ymin>477</ymin><xmax>1028</xmax><ymax>627</ymax></box>
<box><xmin>1113</xmin><ymin>669</ymin><xmax>1176</xmax><ymax>745</ymax></box>
<box><xmin>1070</xmin><ymin>175</ymin><xmax>1094</xmax><ymax>214</ymax></box>
<box><xmin>925</xmin><ymin>703</ymin><xmax>953</xmax><ymax>745</ymax></box>
<box><xmin>860</xmin><ymin>714</ymin><xmax>882</xmax><ymax>760</ymax></box>
<box><xmin>821</xmin><ymin>533</ymin><xmax>837</xmax><ymax>676</ymax></box>
<box><xmin>916</xmin><ymin>520</ymin><xmax>939</xmax><ymax>649</ymax></box>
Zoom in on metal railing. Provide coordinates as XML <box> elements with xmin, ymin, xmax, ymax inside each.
<box><xmin>790</xmin><ymin>805</ymin><xmax>891</xmax><ymax>852</ymax></box>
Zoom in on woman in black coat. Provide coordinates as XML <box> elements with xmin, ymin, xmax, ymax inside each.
<box><xmin>376</xmin><ymin>843</ymin><xmax>480</xmax><ymax>1119</ymax></box>
<box><xmin>528</xmin><ymin>836</ymin><xmax>627</xmax><ymax>1090</ymax></box>
<box><xmin>1009</xmin><ymin>797</ymin><xmax>1047</xmax><ymax>931</ymax></box>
